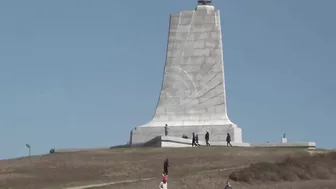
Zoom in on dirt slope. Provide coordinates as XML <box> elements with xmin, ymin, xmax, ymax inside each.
<box><xmin>0</xmin><ymin>147</ymin><xmax>333</xmax><ymax>189</ymax></box>
<box><xmin>230</xmin><ymin>151</ymin><xmax>336</xmax><ymax>182</ymax></box>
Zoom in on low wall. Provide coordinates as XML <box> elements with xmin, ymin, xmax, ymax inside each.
<box><xmin>130</xmin><ymin>125</ymin><xmax>243</xmax><ymax>144</ymax></box>
<box><xmin>141</xmin><ymin>136</ymin><xmax>316</xmax><ymax>149</ymax></box>
<box><xmin>251</xmin><ymin>142</ymin><xmax>316</xmax><ymax>149</ymax></box>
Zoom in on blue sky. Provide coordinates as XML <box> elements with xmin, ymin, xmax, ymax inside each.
<box><xmin>0</xmin><ymin>0</ymin><xmax>335</xmax><ymax>159</ymax></box>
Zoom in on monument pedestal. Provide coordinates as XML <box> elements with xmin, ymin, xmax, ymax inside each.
<box><xmin>130</xmin><ymin>124</ymin><xmax>243</xmax><ymax>145</ymax></box>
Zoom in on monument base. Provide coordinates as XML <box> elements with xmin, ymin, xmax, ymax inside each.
<box><xmin>130</xmin><ymin>124</ymin><xmax>244</xmax><ymax>145</ymax></box>
<box><xmin>131</xmin><ymin>136</ymin><xmax>315</xmax><ymax>149</ymax></box>
<box><xmin>250</xmin><ymin>142</ymin><xmax>316</xmax><ymax>149</ymax></box>
<box><xmin>159</xmin><ymin>136</ymin><xmax>250</xmax><ymax>147</ymax></box>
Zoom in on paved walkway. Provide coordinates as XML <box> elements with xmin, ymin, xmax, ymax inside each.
<box><xmin>197</xmin><ymin>165</ymin><xmax>248</xmax><ymax>174</ymax></box>
<box><xmin>64</xmin><ymin>165</ymin><xmax>248</xmax><ymax>189</ymax></box>
<box><xmin>64</xmin><ymin>178</ymin><xmax>154</xmax><ymax>189</ymax></box>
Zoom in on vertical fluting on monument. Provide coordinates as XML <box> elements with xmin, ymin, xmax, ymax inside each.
<box><xmin>148</xmin><ymin>4</ymin><xmax>233</xmax><ymax>126</ymax></box>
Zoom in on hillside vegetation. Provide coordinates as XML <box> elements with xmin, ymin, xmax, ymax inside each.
<box><xmin>230</xmin><ymin>151</ymin><xmax>336</xmax><ymax>182</ymax></box>
<box><xmin>0</xmin><ymin>147</ymin><xmax>335</xmax><ymax>189</ymax></box>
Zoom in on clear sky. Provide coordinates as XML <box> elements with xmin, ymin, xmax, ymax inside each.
<box><xmin>0</xmin><ymin>0</ymin><xmax>335</xmax><ymax>159</ymax></box>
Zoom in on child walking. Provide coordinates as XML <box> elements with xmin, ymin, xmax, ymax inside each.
<box><xmin>159</xmin><ymin>175</ymin><xmax>168</xmax><ymax>189</ymax></box>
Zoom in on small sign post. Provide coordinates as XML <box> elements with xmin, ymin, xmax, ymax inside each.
<box><xmin>26</xmin><ymin>144</ymin><xmax>31</xmax><ymax>156</ymax></box>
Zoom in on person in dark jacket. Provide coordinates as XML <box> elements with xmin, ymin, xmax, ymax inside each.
<box><xmin>195</xmin><ymin>134</ymin><xmax>200</xmax><ymax>146</ymax></box>
<box><xmin>205</xmin><ymin>130</ymin><xmax>210</xmax><ymax>146</ymax></box>
<box><xmin>164</xmin><ymin>124</ymin><xmax>169</xmax><ymax>136</ymax></box>
<box><xmin>226</xmin><ymin>133</ymin><xmax>232</xmax><ymax>146</ymax></box>
<box><xmin>192</xmin><ymin>132</ymin><xmax>196</xmax><ymax>147</ymax></box>
<box><xmin>163</xmin><ymin>158</ymin><xmax>169</xmax><ymax>175</ymax></box>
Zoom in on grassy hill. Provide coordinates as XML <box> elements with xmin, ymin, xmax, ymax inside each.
<box><xmin>0</xmin><ymin>147</ymin><xmax>335</xmax><ymax>189</ymax></box>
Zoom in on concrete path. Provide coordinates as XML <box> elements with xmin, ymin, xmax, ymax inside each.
<box><xmin>197</xmin><ymin>165</ymin><xmax>248</xmax><ymax>174</ymax></box>
<box><xmin>63</xmin><ymin>165</ymin><xmax>247</xmax><ymax>189</ymax></box>
<box><xmin>64</xmin><ymin>178</ymin><xmax>154</xmax><ymax>189</ymax></box>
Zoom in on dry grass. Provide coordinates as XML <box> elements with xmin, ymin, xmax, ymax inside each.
<box><xmin>94</xmin><ymin>170</ymin><xmax>336</xmax><ymax>189</ymax></box>
<box><xmin>229</xmin><ymin>151</ymin><xmax>336</xmax><ymax>183</ymax></box>
<box><xmin>0</xmin><ymin>147</ymin><xmax>333</xmax><ymax>189</ymax></box>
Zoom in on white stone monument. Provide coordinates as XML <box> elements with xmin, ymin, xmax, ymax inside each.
<box><xmin>126</xmin><ymin>1</ymin><xmax>316</xmax><ymax>149</ymax></box>
<box><xmin>130</xmin><ymin>0</ymin><xmax>245</xmax><ymax>146</ymax></box>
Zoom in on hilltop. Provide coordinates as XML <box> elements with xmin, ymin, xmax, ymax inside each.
<box><xmin>0</xmin><ymin>147</ymin><xmax>335</xmax><ymax>189</ymax></box>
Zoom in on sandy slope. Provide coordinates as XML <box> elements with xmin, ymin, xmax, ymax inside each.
<box><xmin>0</xmin><ymin>147</ymin><xmax>333</xmax><ymax>189</ymax></box>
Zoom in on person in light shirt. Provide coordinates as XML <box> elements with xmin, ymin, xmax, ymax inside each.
<box><xmin>159</xmin><ymin>175</ymin><xmax>168</xmax><ymax>189</ymax></box>
<box><xmin>224</xmin><ymin>181</ymin><xmax>232</xmax><ymax>189</ymax></box>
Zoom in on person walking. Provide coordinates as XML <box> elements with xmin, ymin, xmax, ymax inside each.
<box><xmin>226</xmin><ymin>133</ymin><xmax>232</xmax><ymax>147</ymax></box>
<box><xmin>159</xmin><ymin>175</ymin><xmax>168</xmax><ymax>189</ymax></box>
<box><xmin>192</xmin><ymin>132</ymin><xmax>196</xmax><ymax>147</ymax></box>
<box><xmin>195</xmin><ymin>134</ymin><xmax>200</xmax><ymax>146</ymax></box>
<box><xmin>205</xmin><ymin>130</ymin><xmax>210</xmax><ymax>146</ymax></box>
<box><xmin>164</xmin><ymin>124</ymin><xmax>169</xmax><ymax>136</ymax></box>
<box><xmin>224</xmin><ymin>181</ymin><xmax>232</xmax><ymax>189</ymax></box>
<box><xmin>163</xmin><ymin>158</ymin><xmax>169</xmax><ymax>175</ymax></box>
